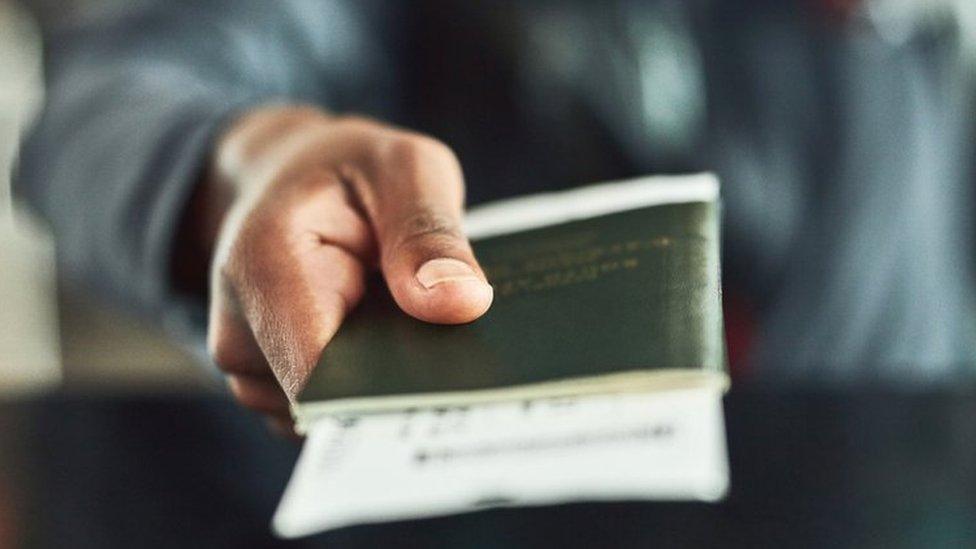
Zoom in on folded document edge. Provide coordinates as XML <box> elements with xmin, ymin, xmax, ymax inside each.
<box><xmin>464</xmin><ymin>172</ymin><xmax>719</xmax><ymax>240</ymax></box>
<box><xmin>293</xmin><ymin>370</ymin><xmax>729</xmax><ymax>434</ymax></box>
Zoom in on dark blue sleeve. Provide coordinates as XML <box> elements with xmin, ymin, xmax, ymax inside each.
<box><xmin>14</xmin><ymin>0</ymin><xmax>391</xmax><ymax>345</ymax></box>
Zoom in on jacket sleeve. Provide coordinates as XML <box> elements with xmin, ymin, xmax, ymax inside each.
<box><xmin>15</xmin><ymin>0</ymin><xmax>390</xmax><ymax>346</ymax></box>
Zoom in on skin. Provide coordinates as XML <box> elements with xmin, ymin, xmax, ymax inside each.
<box><xmin>190</xmin><ymin>105</ymin><xmax>494</xmax><ymax>436</ymax></box>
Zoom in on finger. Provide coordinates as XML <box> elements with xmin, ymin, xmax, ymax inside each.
<box><xmin>227</xmin><ymin>183</ymin><xmax>369</xmax><ymax>399</ymax></box>
<box><xmin>226</xmin><ymin>374</ymin><xmax>291</xmax><ymax>415</ymax></box>
<box><xmin>347</xmin><ymin>135</ymin><xmax>493</xmax><ymax>324</ymax></box>
<box><xmin>264</xmin><ymin>416</ymin><xmax>302</xmax><ymax>441</ymax></box>
<box><xmin>277</xmin><ymin>173</ymin><xmax>376</xmax><ymax>263</ymax></box>
<box><xmin>207</xmin><ymin>280</ymin><xmax>271</xmax><ymax>377</ymax></box>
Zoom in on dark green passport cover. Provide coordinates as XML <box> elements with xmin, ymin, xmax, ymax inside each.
<box><xmin>298</xmin><ymin>199</ymin><xmax>726</xmax><ymax>410</ymax></box>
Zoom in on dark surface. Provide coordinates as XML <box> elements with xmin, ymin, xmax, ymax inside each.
<box><xmin>3</xmin><ymin>387</ymin><xmax>976</xmax><ymax>548</ymax></box>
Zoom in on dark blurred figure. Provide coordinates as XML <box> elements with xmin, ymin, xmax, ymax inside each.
<box><xmin>15</xmin><ymin>0</ymin><xmax>976</xmax><ymax>433</ymax></box>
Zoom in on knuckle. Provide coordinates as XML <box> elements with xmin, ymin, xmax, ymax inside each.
<box><xmin>239</xmin><ymin>394</ymin><xmax>267</xmax><ymax>413</ymax></box>
<box><xmin>207</xmin><ymin>312</ymin><xmax>265</xmax><ymax>375</ymax></box>
<box><xmin>354</xmin><ymin>129</ymin><xmax>466</xmax><ymax>210</ymax></box>
<box><xmin>331</xmin><ymin>114</ymin><xmax>382</xmax><ymax>133</ymax></box>
<box><xmin>213</xmin><ymin>249</ymin><xmax>240</xmax><ymax>288</ymax></box>
<box><xmin>208</xmin><ymin>332</ymin><xmax>245</xmax><ymax>373</ymax></box>
<box><xmin>381</xmin><ymin>133</ymin><xmax>460</xmax><ymax>174</ymax></box>
<box><xmin>212</xmin><ymin>228</ymin><xmax>253</xmax><ymax>287</ymax></box>
<box><xmin>217</xmin><ymin>212</ymin><xmax>281</xmax><ymax>285</ymax></box>
<box><xmin>228</xmin><ymin>381</ymin><xmax>262</xmax><ymax>411</ymax></box>
<box><xmin>227</xmin><ymin>376</ymin><xmax>284</xmax><ymax>414</ymax></box>
<box><xmin>207</xmin><ymin>328</ymin><xmax>231</xmax><ymax>368</ymax></box>
<box><xmin>392</xmin><ymin>210</ymin><xmax>465</xmax><ymax>253</ymax></box>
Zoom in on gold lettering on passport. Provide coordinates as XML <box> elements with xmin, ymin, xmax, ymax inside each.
<box><xmin>484</xmin><ymin>234</ymin><xmax>676</xmax><ymax>298</ymax></box>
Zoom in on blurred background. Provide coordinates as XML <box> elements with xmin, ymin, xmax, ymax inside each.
<box><xmin>2</xmin><ymin>5</ymin><xmax>213</xmax><ymax>544</ymax></box>
<box><xmin>0</xmin><ymin>0</ymin><xmax>209</xmax><ymax>397</ymax></box>
<box><xmin>4</xmin><ymin>0</ymin><xmax>976</xmax><ymax>547</ymax></box>
<box><xmin>4</xmin><ymin>0</ymin><xmax>976</xmax><ymax>395</ymax></box>
<box><xmin>3</xmin><ymin>0</ymin><xmax>975</xmax><ymax>395</ymax></box>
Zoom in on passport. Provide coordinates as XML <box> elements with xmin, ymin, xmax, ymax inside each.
<box><xmin>292</xmin><ymin>173</ymin><xmax>727</xmax><ymax>429</ymax></box>
<box><xmin>275</xmin><ymin>174</ymin><xmax>730</xmax><ymax>537</ymax></box>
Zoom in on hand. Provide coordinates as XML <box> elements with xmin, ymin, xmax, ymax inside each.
<box><xmin>196</xmin><ymin>106</ymin><xmax>493</xmax><ymax>436</ymax></box>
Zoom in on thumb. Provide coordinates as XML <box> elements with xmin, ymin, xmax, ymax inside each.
<box><xmin>350</xmin><ymin>135</ymin><xmax>493</xmax><ymax>324</ymax></box>
<box><xmin>383</xmin><ymin>209</ymin><xmax>494</xmax><ymax>324</ymax></box>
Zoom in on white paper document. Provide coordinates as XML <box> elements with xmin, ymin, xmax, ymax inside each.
<box><xmin>273</xmin><ymin>387</ymin><xmax>729</xmax><ymax>537</ymax></box>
